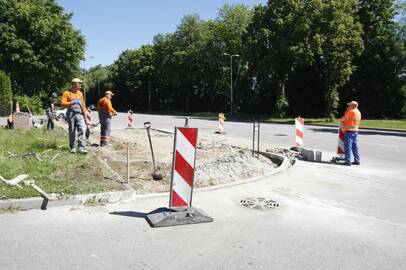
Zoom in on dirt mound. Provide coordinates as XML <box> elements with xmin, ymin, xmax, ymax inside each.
<box><xmin>90</xmin><ymin>128</ymin><xmax>277</xmax><ymax>194</ymax></box>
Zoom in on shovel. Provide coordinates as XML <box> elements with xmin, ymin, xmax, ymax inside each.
<box><xmin>144</xmin><ymin>122</ymin><xmax>163</xmax><ymax>180</ymax></box>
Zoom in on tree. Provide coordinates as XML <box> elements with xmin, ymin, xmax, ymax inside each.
<box><xmin>0</xmin><ymin>0</ymin><xmax>85</xmax><ymax>96</ymax></box>
<box><xmin>83</xmin><ymin>65</ymin><xmax>111</xmax><ymax>106</ymax></box>
<box><xmin>245</xmin><ymin>0</ymin><xmax>363</xmax><ymax>118</ymax></box>
<box><xmin>110</xmin><ymin>45</ymin><xmax>156</xmax><ymax>110</ymax></box>
<box><xmin>316</xmin><ymin>0</ymin><xmax>364</xmax><ymax>118</ymax></box>
<box><xmin>245</xmin><ymin>1</ymin><xmax>323</xmax><ymax>117</ymax></box>
<box><xmin>346</xmin><ymin>0</ymin><xmax>406</xmax><ymax>118</ymax></box>
<box><xmin>0</xmin><ymin>70</ymin><xmax>12</xmax><ymax>115</ymax></box>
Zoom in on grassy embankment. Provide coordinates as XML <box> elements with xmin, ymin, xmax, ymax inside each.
<box><xmin>178</xmin><ymin>112</ymin><xmax>406</xmax><ymax>130</ymax></box>
<box><xmin>0</xmin><ymin>127</ymin><xmax>123</xmax><ymax>200</ymax></box>
<box><xmin>265</xmin><ymin>118</ymin><xmax>406</xmax><ymax>130</ymax></box>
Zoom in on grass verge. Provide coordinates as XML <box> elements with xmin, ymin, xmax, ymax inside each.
<box><xmin>0</xmin><ymin>127</ymin><xmax>124</xmax><ymax>200</ymax></box>
<box><xmin>135</xmin><ymin>111</ymin><xmax>406</xmax><ymax>130</ymax></box>
<box><xmin>264</xmin><ymin>118</ymin><xmax>406</xmax><ymax>130</ymax></box>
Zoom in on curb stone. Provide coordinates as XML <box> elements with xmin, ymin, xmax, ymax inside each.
<box><xmin>136</xmin><ymin>151</ymin><xmax>291</xmax><ymax>201</ymax></box>
<box><xmin>0</xmin><ymin>190</ymin><xmax>136</xmax><ymax>211</ymax></box>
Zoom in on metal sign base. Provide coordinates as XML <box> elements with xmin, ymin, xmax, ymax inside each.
<box><xmin>146</xmin><ymin>207</ymin><xmax>213</xmax><ymax>228</ymax></box>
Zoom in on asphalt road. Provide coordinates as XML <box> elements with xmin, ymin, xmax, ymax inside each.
<box><xmin>1</xmin><ymin>113</ymin><xmax>406</xmax><ymax>270</ymax></box>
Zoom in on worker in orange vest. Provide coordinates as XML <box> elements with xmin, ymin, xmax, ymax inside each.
<box><xmin>61</xmin><ymin>78</ymin><xmax>88</xmax><ymax>154</ymax></box>
<box><xmin>97</xmin><ymin>90</ymin><xmax>117</xmax><ymax>147</ymax></box>
<box><xmin>341</xmin><ymin>100</ymin><xmax>361</xmax><ymax>166</ymax></box>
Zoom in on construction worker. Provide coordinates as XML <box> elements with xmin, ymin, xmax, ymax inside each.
<box><xmin>97</xmin><ymin>90</ymin><xmax>117</xmax><ymax>147</ymax></box>
<box><xmin>341</xmin><ymin>100</ymin><xmax>361</xmax><ymax>166</ymax></box>
<box><xmin>45</xmin><ymin>92</ymin><xmax>58</xmax><ymax>130</ymax></box>
<box><xmin>61</xmin><ymin>78</ymin><xmax>88</xmax><ymax>154</ymax></box>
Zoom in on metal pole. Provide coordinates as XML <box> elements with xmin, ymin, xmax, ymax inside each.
<box><xmin>252</xmin><ymin>121</ymin><xmax>255</xmax><ymax>157</ymax></box>
<box><xmin>127</xmin><ymin>145</ymin><xmax>130</xmax><ymax>184</ymax></box>
<box><xmin>148</xmin><ymin>79</ymin><xmax>151</xmax><ymax>111</ymax></box>
<box><xmin>230</xmin><ymin>56</ymin><xmax>233</xmax><ymax>118</ymax></box>
<box><xmin>257</xmin><ymin>122</ymin><xmax>260</xmax><ymax>158</ymax></box>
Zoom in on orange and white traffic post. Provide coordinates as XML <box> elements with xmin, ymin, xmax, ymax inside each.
<box><xmin>216</xmin><ymin>113</ymin><xmax>226</xmax><ymax>134</ymax></box>
<box><xmin>16</xmin><ymin>102</ymin><xmax>20</xmax><ymax>113</ymax></box>
<box><xmin>169</xmin><ymin>127</ymin><xmax>198</xmax><ymax>207</ymax></box>
<box><xmin>145</xmin><ymin>126</ymin><xmax>213</xmax><ymax>227</ymax></box>
<box><xmin>127</xmin><ymin>110</ymin><xmax>133</xmax><ymax>128</ymax></box>
<box><xmin>295</xmin><ymin>117</ymin><xmax>304</xmax><ymax>148</ymax></box>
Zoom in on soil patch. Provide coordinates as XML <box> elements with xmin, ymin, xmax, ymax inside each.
<box><xmin>90</xmin><ymin>128</ymin><xmax>278</xmax><ymax>194</ymax></box>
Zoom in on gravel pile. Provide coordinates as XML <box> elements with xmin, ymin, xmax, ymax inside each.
<box><xmin>195</xmin><ymin>145</ymin><xmax>277</xmax><ymax>187</ymax></box>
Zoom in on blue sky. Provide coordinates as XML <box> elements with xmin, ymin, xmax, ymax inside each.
<box><xmin>57</xmin><ymin>0</ymin><xmax>266</xmax><ymax>69</ymax></box>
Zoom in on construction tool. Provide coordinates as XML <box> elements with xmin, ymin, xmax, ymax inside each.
<box><xmin>144</xmin><ymin>122</ymin><xmax>163</xmax><ymax>180</ymax></box>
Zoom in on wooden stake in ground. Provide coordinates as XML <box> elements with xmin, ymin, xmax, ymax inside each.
<box><xmin>127</xmin><ymin>145</ymin><xmax>130</xmax><ymax>184</ymax></box>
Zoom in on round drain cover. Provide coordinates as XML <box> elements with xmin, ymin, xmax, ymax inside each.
<box><xmin>240</xmin><ymin>197</ymin><xmax>279</xmax><ymax>210</ymax></box>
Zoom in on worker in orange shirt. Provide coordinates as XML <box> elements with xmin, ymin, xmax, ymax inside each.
<box><xmin>97</xmin><ymin>90</ymin><xmax>117</xmax><ymax>147</ymax></box>
<box><xmin>61</xmin><ymin>78</ymin><xmax>88</xmax><ymax>154</ymax></box>
<box><xmin>341</xmin><ymin>100</ymin><xmax>361</xmax><ymax>166</ymax></box>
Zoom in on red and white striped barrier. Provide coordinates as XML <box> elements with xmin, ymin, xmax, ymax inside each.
<box><xmin>169</xmin><ymin>127</ymin><xmax>198</xmax><ymax>207</ymax></box>
<box><xmin>295</xmin><ymin>117</ymin><xmax>304</xmax><ymax>147</ymax></box>
<box><xmin>85</xmin><ymin>109</ymin><xmax>92</xmax><ymax>125</ymax></box>
<box><xmin>16</xmin><ymin>102</ymin><xmax>20</xmax><ymax>113</ymax></box>
<box><xmin>127</xmin><ymin>110</ymin><xmax>133</xmax><ymax>128</ymax></box>
<box><xmin>337</xmin><ymin>122</ymin><xmax>345</xmax><ymax>156</ymax></box>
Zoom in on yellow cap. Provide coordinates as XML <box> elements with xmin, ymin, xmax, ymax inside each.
<box><xmin>71</xmin><ymin>78</ymin><xmax>83</xmax><ymax>83</ymax></box>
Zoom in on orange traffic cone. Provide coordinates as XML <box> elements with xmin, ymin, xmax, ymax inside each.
<box><xmin>215</xmin><ymin>113</ymin><xmax>226</xmax><ymax>134</ymax></box>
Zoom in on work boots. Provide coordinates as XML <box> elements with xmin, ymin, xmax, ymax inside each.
<box><xmin>78</xmin><ymin>147</ymin><xmax>88</xmax><ymax>154</ymax></box>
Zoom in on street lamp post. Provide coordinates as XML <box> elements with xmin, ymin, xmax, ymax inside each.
<box><xmin>223</xmin><ymin>53</ymin><xmax>239</xmax><ymax>118</ymax></box>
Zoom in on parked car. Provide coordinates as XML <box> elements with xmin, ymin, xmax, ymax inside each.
<box><xmin>55</xmin><ymin>107</ymin><xmax>67</xmax><ymax>120</ymax></box>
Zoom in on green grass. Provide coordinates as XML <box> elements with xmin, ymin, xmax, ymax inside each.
<box><xmin>0</xmin><ymin>127</ymin><xmax>124</xmax><ymax>200</ymax></box>
<box><xmin>263</xmin><ymin>118</ymin><xmax>406</xmax><ymax>130</ymax></box>
<box><xmin>139</xmin><ymin>110</ymin><xmax>406</xmax><ymax>130</ymax></box>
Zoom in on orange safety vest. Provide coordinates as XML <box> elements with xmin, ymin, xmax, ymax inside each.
<box><xmin>342</xmin><ymin>108</ymin><xmax>361</xmax><ymax>132</ymax></box>
<box><xmin>97</xmin><ymin>97</ymin><xmax>117</xmax><ymax>114</ymax></box>
<box><xmin>61</xmin><ymin>89</ymin><xmax>86</xmax><ymax>113</ymax></box>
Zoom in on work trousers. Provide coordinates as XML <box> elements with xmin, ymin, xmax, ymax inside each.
<box><xmin>344</xmin><ymin>131</ymin><xmax>360</xmax><ymax>164</ymax></box>
<box><xmin>100</xmin><ymin>117</ymin><xmax>111</xmax><ymax>146</ymax></box>
<box><xmin>46</xmin><ymin>108</ymin><xmax>54</xmax><ymax>130</ymax></box>
<box><xmin>67</xmin><ymin>112</ymin><xmax>86</xmax><ymax>149</ymax></box>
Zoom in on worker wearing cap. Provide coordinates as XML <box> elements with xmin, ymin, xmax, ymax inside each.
<box><xmin>97</xmin><ymin>90</ymin><xmax>117</xmax><ymax>147</ymax></box>
<box><xmin>61</xmin><ymin>78</ymin><xmax>88</xmax><ymax>154</ymax></box>
<box><xmin>341</xmin><ymin>100</ymin><xmax>361</xmax><ymax>166</ymax></box>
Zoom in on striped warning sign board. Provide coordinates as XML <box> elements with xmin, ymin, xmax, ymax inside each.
<box><xmin>295</xmin><ymin>118</ymin><xmax>304</xmax><ymax>147</ymax></box>
<box><xmin>337</xmin><ymin>122</ymin><xmax>345</xmax><ymax>156</ymax></box>
<box><xmin>169</xmin><ymin>127</ymin><xmax>198</xmax><ymax>208</ymax></box>
<box><xmin>127</xmin><ymin>110</ymin><xmax>133</xmax><ymax>128</ymax></box>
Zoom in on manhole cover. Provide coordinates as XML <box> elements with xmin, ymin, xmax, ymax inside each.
<box><xmin>240</xmin><ymin>197</ymin><xmax>280</xmax><ymax>210</ymax></box>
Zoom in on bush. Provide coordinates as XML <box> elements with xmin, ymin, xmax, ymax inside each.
<box><xmin>0</xmin><ymin>70</ymin><xmax>12</xmax><ymax>116</ymax></box>
<box><xmin>14</xmin><ymin>95</ymin><xmax>44</xmax><ymax>115</ymax></box>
